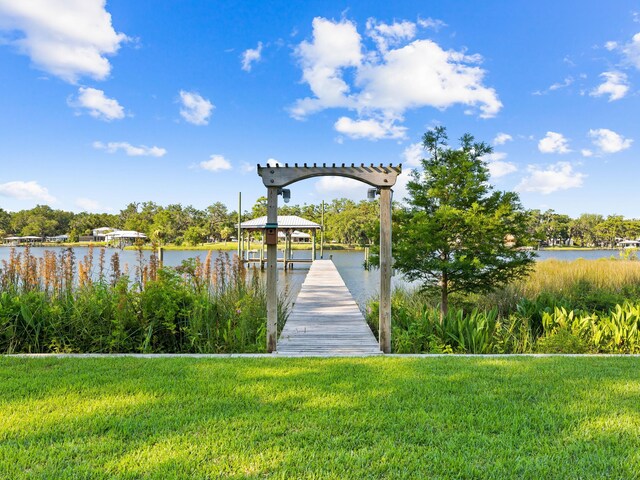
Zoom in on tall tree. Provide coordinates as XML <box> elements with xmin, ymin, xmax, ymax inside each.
<box><xmin>394</xmin><ymin>126</ymin><xmax>535</xmax><ymax>319</ymax></box>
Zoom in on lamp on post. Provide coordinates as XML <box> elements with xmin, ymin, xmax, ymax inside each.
<box><xmin>279</xmin><ymin>188</ymin><xmax>291</xmax><ymax>203</ymax></box>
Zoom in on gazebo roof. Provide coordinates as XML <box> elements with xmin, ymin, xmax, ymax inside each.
<box><xmin>239</xmin><ymin>215</ymin><xmax>321</xmax><ymax>230</ymax></box>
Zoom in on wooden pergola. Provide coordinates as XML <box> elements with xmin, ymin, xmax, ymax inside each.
<box><xmin>257</xmin><ymin>163</ymin><xmax>402</xmax><ymax>353</ymax></box>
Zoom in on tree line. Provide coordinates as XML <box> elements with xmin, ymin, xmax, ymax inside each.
<box><xmin>0</xmin><ymin>198</ymin><xmax>381</xmax><ymax>246</ymax></box>
<box><xmin>0</xmin><ymin>196</ymin><xmax>638</xmax><ymax>249</ymax></box>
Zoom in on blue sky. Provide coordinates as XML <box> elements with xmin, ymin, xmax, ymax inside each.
<box><xmin>0</xmin><ymin>0</ymin><xmax>639</xmax><ymax>217</ymax></box>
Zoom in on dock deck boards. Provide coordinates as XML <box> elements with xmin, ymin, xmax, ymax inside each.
<box><xmin>277</xmin><ymin>260</ymin><xmax>381</xmax><ymax>356</ymax></box>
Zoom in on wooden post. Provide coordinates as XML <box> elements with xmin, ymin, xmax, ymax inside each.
<box><xmin>312</xmin><ymin>230</ymin><xmax>316</xmax><ymax>261</ymax></box>
<box><xmin>379</xmin><ymin>187</ymin><xmax>392</xmax><ymax>353</ymax></box>
<box><xmin>266</xmin><ymin>186</ymin><xmax>278</xmax><ymax>352</ymax></box>
<box><xmin>157</xmin><ymin>246</ymin><xmax>164</xmax><ymax>268</ymax></box>
<box><xmin>320</xmin><ymin>200</ymin><xmax>325</xmax><ymax>259</ymax></box>
<box><xmin>260</xmin><ymin>233</ymin><xmax>265</xmax><ymax>270</ymax></box>
<box><xmin>237</xmin><ymin>192</ymin><xmax>242</xmax><ymax>259</ymax></box>
<box><xmin>283</xmin><ymin>231</ymin><xmax>288</xmax><ymax>271</ymax></box>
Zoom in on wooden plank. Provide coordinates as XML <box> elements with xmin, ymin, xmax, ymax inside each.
<box><xmin>277</xmin><ymin>260</ymin><xmax>381</xmax><ymax>356</ymax></box>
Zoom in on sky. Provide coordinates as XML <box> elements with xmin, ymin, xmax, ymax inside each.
<box><xmin>0</xmin><ymin>0</ymin><xmax>639</xmax><ymax>218</ymax></box>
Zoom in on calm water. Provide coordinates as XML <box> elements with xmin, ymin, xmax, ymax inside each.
<box><xmin>0</xmin><ymin>246</ymin><xmax>625</xmax><ymax>309</ymax></box>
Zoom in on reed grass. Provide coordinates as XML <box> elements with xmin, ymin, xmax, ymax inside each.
<box><xmin>0</xmin><ymin>246</ymin><xmax>286</xmax><ymax>353</ymax></box>
<box><xmin>367</xmin><ymin>258</ymin><xmax>640</xmax><ymax>354</ymax></box>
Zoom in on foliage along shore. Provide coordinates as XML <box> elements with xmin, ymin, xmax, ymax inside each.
<box><xmin>3</xmin><ymin>196</ymin><xmax>640</xmax><ymax>250</ymax></box>
<box><xmin>0</xmin><ymin>245</ymin><xmax>287</xmax><ymax>354</ymax></box>
<box><xmin>366</xmin><ymin>258</ymin><xmax>640</xmax><ymax>354</ymax></box>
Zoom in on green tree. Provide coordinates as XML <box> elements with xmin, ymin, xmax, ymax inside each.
<box><xmin>394</xmin><ymin>126</ymin><xmax>535</xmax><ymax>319</ymax></box>
<box><xmin>183</xmin><ymin>225</ymin><xmax>206</xmax><ymax>246</ymax></box>
<box><xmin>0</xmin><ymin>208</ymin><xmax>11</xmax><ymax>237</ymax></box>
<box><xmin>205</xmin><ymin>202</ymin><xmax>230</xmax><ymax>241</ymax></box>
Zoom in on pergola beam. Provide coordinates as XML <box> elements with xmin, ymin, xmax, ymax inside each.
<box><xmin>258</xmin><ymin>163</ymin><xmax>402</xmax><ymax>188</ymax></box>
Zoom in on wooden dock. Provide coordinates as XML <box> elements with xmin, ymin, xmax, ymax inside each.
<box><xmin>277</xmin><ymin>260</ymin><xmax>382</xmax><ymax>356</ymax></box>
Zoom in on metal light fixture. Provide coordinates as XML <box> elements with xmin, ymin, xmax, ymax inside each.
<box><xmin>278</xmin><ymin>188</ymin><xmax>291</xmax><ymax>203</ymax></box>
<box><xmin>367</xmin><ymin>188</ymin><xmax>379</xmax><ymax>201</ymax></box>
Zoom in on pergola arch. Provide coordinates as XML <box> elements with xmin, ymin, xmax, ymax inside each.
<box><xmin>257</xmin><ymin>163</ymin><xmax>402</xmax><ymax>353</ymax></box>
<box><xmin>259</xmin><ymin>163</ymin><xmax>401</xmax><ymax>188</ymax></box>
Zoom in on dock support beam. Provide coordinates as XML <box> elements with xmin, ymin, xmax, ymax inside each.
<box><xmin>379</xmin><ymin>187</ymin><xmax>392</xmax><ymax>354</ymax></box>
<box><xmin>266</xmin><ymin>186</ymin><xmax>278</xmax><ymax>352</ymax></box>
<box><xmin>312</xmin><ymin>230</ymin><xmax>317</xmax><ymax>261</ymax></box>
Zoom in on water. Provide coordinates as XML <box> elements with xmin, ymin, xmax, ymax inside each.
<box><xmin>0</xmin><ymin>246</ymin><xmax>626</xmax><ymax>309</ymax></box>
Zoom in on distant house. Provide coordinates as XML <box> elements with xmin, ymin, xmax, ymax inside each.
<box><xmin>46</xmin><ymin>235</ymin><xmax>69</xmax><ymax>243</ymax></box>
<box><xmin>2</xmin><ymin>236</ymin><xmax>43</xmax><ymax>245</ymax></box>
<box><xmin>105</xmin><ymin>230</ymin><xmax>148</xmax><ymax>248</ymax></box>
<box><xmin>617</xmin><ymin>239</ymin><xmax>640</xmax><ymax>248</ymax></box>
<box><xmin>278</xmin><ymin>230</ymin><xmax>311</xmax><ymax>243</ymax></box>
<box><xmin>92</xmin><ymin>227</ymin><xmax>115</xmax><ymax>241</ymax></box>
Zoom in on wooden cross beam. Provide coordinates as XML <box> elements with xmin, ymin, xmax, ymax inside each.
<box><xmin>258</xmin><ymin>163</ymin><xmax>402</xmax><ymax>188</ymax></box>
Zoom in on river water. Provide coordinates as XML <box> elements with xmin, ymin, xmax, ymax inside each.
<box><xmin>0</xmin><ymin>246</ymin><xmax>626</xmax><ymax>309</ymax></box>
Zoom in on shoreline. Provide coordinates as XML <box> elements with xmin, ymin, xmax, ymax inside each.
<box><xmin>0</xmin><ymin>242</ymin><xmax>364</xmax><ymax>252</ymax></box>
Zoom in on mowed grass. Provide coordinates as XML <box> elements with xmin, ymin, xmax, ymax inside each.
<box><xmin>1</xmin><ymin>357</ymin><xmax>639</xmax><ymax>479</ymax></box>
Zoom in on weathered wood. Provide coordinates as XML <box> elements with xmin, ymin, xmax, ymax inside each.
<box><xmin>266</xmin><ymin>186</ymin><xmax>278</xmax><ymax>353</ymax></box>
<box><xmin>258</xmin><ymin>164</ymin><xmax>402</xmax><ymax>188</ymax></box>
<box><xmin>312</xmin><ymin>230</ymin><xmax>316</xmax><ymax>261</ymax></box>
<box><xmin>277</xmin><ymin>260</ymin><xmax>381</xmax><ymax>356</ymax></box>
<box><xmin>379</xmin><ymin>187</ymin><xmax>392</xmax><ymax>353</ymax></box>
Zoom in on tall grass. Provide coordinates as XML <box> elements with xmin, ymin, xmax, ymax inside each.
<box><xmin>0</xmin><ymin>246</ymin><xmax>287</xmax><ymax>353</ymax></box>
<box><xmin>367</xmin><ymin>258</ymin><xmax>640</xmax><ymax>353</ymax></box>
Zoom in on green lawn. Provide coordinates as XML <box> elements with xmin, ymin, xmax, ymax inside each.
<box><xmin>1</xmin><ymin>357</ymin><xmax>639</xmax><ymax>479</ymax></box>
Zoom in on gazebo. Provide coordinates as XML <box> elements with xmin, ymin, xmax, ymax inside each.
<box><xmin>238</xmin><ymin>215</ymin><xmax>321</xmax><ymax>270</ymax></box>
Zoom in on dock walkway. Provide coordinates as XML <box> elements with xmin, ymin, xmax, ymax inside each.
<box><xmin>277</xmin><ymin>260</ymin><xmax>381</xmax><ymax>356</ymax></box>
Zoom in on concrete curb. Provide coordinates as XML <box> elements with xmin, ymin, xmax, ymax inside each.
<box><xmin>5</xmin><ymin>353</ymin><xmax>640</xmax><ymax>359</ymax></box>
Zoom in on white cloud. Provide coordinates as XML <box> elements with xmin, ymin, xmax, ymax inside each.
<box><xmin>392</xmin><ymin>168</ymin><xmax>414</xmax><ymax>203</ymax></box>
<box><xmin>0</xmin><ymin>0</ymin><xmax>128</xmax><ymax>83</ymax></box>
<box><xmin>0</xmin><ymin>180</ymin><xmax>55</xmax><ymax>202</ymax></box>
<box><xmin>588</xmin><ymin>128</ymin><xmax>633</xmax><ymax>153</ymax></box>
<box><xmin>487</xmin><ymin>161</ymin><xmax>517</xmax><ymax>178</ymax></box>
<box><xmin>315</xmin><ymin>176</ymin><xmax>363</xmax><ymax>193</ymax></box>
<box><xmin>241</xmin><ymin>41</ymin><xmax>263</xmax><ymax>72</ymax></box>
<box><xmin>482</xmin><ymin>152</ymin><xmax>517</xmax><ymax>178</ymax></box>
<box><xmin>533</xmin><ymin>76</ymin><xmax>574</xmax><ymax>95</ymax></box>
<box><xmin>417</xmin><ymin>17</ymin><xmax>447</xmax><ymax>31</ymax></box>
<box><xmin>581</xmin><ymin>149</ymin><xmax>593</xmax><ymax>157</ymax></box>
<box><xmin>538</xmin><ymin>131</ymin><xmax>571</xmax><ymax>154</ymax></box>
<box><xmin>291</xmin><ymin>17</ymin><xmax>363</xmax><ymax>118</ymax></box>
<box><xmin>291</xmin><ymin>17</ymin><xmax>501</xmax><ymax>137</ymax></box>
<box><xmin>75</xmin><ymin>197</ymin><xmax>111</xmax><ymax>212</ymax></box>
<box><xmin>590</xmin><ymin>71</ymin><xmax>629</xmax><ymax>101</ymax></box>
<box><xmin>266</xmin><ymin>158</ymin><xmax>282</xmax><ymax>167</ymax></box>
<box><xmin>334</xmin><ymin>116</ymin><xmax>407</xmax><ymax>140</ymax></box>
<box><xmin>605</xmin><ymin>41</ymin><xmax>618</xmax><ymax>51</ymax></box>
<box><xmin>93</xmin><ymin>141</ymin><xmax>166</xmax><ymax>157</ymax></box>
<box><xmin>241</xmin><ymin>162</ymin><xmax>255</xmax><ymax>174</ymax></box>
<box><xmin>199</xmin><ymin>155</ymin><xmax>231</xmax><ymax>172</ymax></box>
<box><xmin>484</xmin><ymin>152</ymin><xmax>507</xmax><ymax>162</ymax></box>
<box><xmin>366</xmin><ymin>18</ymin><xmax>416</xmax><ymax>53</ymax></box>
<box><xmin>516</xmin><ymin>162</ymin><xmax>585</xmax><ymax>194</ymax></box>
<box><xmin>402</xmin><ymin>142</ymin><xmax>423</xmax><ymax>167</ymax></box>
<box><xmin>622</xmin><ymin>32</ymin><xmax>640</xmax><ymax>69</ymax></box>
<box><xmin>69</xmin><ymin>87</ymin><xmax>124</xmax><ymax>120</ymax></box>
<box><xmin>179</xmin><ymin>90</ymin><xmax>214</xmax><ymax>125</ymax></box>
<box><xmin>493</xmin><ymin>132</ymin><xmax>513</xmax><ymax>145</ymax></box>
<box><xmin>549</xmin><ymin>76</ymin><xmax>574</xmax><ymax>91</ymax></box>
